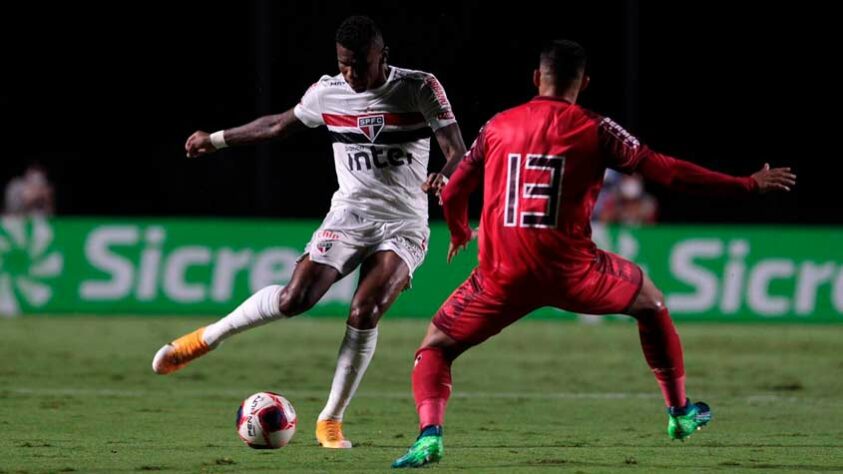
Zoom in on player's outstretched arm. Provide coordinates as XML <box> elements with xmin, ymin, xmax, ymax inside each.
<box><xmin>599</xmin><ymin>117</ymin><xmax>795</xmax><ymax>197</ymax></box>
<box><xmin>423</xmin><ymin>124</ymin><xmax>468</xmax><ymax>195</ymax></box>
<box><xmin>184</xmin><ymin>108</ymin><xmax>307</xmax><ymax>158</ymax></box>
<box><xmin>636</xmin><ymin>152</ymin><xmax>796</xmax><ymax>196</ymax></box>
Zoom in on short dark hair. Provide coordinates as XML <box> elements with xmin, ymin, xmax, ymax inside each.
<box><xmin>336</xmin><ymin>15</ymin><xmax>383</xmax><ymax>52</ymax></box>
<box><xmin>540</xmin><ymin>40</ymin><xmax>587</xmax><ymax>85</ymax></box>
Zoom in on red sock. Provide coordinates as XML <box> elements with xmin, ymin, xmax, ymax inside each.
<box><xmin>636</xmin><ymin>307</ymin><xmax>686</xmax><ymax>407</ymax></box>
<box><xmin>412</xmin><ymin>347</ymin><xmax>452</xmax><ymax>430</ymax></box>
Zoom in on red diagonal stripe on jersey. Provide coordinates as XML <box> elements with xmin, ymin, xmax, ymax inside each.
<box><xmin>322</xmin><ymin>112</ymin><xmax>426</xmax><ymax>127</ymax></box>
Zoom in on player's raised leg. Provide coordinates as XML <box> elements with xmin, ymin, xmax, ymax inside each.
<box><xmin>152</xmin><ymin>257</ymin><xmax>340</xmax><ymax>374</ymax></box>
<box><xmin>624</xmin><ymin>275</ymin><xmax>712</xmax><ymax>440</ymax></box>
<box><xmin>316</xmin><ymin>250</ymin><xmax>409</xmax><ymax>448</ymax></box>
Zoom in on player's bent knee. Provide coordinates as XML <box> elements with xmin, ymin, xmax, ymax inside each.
<box><xmin>278</xmin><ymin>286</ymin><xmax>310</xmax><ymax>317</ymax></box>
<box><xmin>348</xmin><ymin>301</ymin><xmax>380</xmax><ymax>329</ymax></box>
<box><xmin>649</xmin><ymin>290</ymin><xmax>667</xmax><ymax>312</ymax></box>
<box><xmin>420</xmin><ymin>325</ymin><xmax>465</xmax><ymax>361</ymax></box>
<box><xmin>629</xmin><ymin>285</ymin><xmax>667</xmax><ymax>318</ymax></box>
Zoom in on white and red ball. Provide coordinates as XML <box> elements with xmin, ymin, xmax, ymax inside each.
<box><xmin>236</xmin><ymin>392</ymin><xmax>297</xmax><ymax>449</ymax></box>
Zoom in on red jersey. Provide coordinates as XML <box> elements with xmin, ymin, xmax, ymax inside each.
<box><xmin>441</xmin><ymin>96</ymin><xmax>756</xmax><ymax>286</ymax></box>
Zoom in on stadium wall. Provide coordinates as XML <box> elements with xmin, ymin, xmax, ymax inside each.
<box><xmin>1</xmin><ymin>217</ymin><xmax>841</xmax><ymax>322</ymax></box>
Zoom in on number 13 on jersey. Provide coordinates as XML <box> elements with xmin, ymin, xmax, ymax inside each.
<box><xmin>504</xmin><ymin>154</ymin><xmax>566</xmax><ymax>229</ymax></box>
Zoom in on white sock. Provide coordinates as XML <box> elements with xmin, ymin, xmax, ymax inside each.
<box><xmin>202</xmin><ymin>285</ymin><xmax>285</xmax><ymax>347</ymax></box>
<box><xmin>318</xmin><ymin>325</ymin><xmax>379</xmax><ymax>422</ymax></box>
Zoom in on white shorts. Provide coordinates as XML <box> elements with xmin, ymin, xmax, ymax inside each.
<box><xmin>301</xmin><ymin>208</ymin><xmax>429</xmax><ymax>278</ymax></box>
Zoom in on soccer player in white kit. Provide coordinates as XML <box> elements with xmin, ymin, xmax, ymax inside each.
<box><xmin>151</xmin><ymin>16</ymin><xmax>468</xmax><ymax>449</ymax></box>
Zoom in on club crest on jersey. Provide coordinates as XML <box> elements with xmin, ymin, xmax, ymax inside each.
<box><xmin>316</xmin><ymin>242</ymin><xmax>333</xmax><ymax>254</ymax></box>
<box><xmin>357</xmin><ymin>115</ymin><xmax>385</xmax><ymax>142</ymax></box>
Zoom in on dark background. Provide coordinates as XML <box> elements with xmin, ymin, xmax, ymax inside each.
<box><xmin>2</xmin><ymin>1</ymin><xmax>838</xmax><ymax>223</ymax></box>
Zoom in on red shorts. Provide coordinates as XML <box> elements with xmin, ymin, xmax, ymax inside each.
<box><xmin>433</xmin><ymin>250</ymin><xmax>643</xmax><ymax>345</ymax></box>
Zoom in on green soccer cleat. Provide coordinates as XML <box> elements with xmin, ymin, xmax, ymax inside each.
<box><xmin>392</xmin><ymin>426</ymin><xmax>444</xmax><ymax>468</ymax></box>
<box><xmin>667</xmin><ymin>400</ymin><xmax>712</xmax><ymax>441</ymax></box>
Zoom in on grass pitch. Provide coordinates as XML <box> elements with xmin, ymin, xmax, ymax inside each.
<box><xmin>1</xmin><ymin>317</ymin><xmax>842</xmax><ymax>473</ymax></box>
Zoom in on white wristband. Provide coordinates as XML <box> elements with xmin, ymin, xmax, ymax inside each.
<box><xmin>209</xmin><ymin>131</ymin><xmax>228</xmax><ymax>149</ymax></box>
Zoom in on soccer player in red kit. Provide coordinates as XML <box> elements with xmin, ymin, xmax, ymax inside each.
<box><xmin>392</xmin><ymin>40</ymin><xmax>796</xmax><ymax>468</ymax></box>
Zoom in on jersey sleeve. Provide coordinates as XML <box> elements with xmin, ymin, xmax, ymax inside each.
<box><xmin>637</xmin><ymin>152</ymin><xmax>758</xmax><ymax>196</ymax></box>
<box><xmin>293</xmin><ymin>77</ymin><xmax>328</xmax><ymax>128</ymax></box>
<box><xmin>597</xmin><ymin>116</ymin><xmax>653</xmax><ymax>173</ymax></box>
<box><xmin>596</xmin><ymin>115</ymin><xmax>757</xmax><ymax>196</ymax></box>
<box><xmin>417</xmin><ymin>74</ymin><xmax>457</xmax><ymax>131</ymax></box>
<box><xmin>441</xmin><ymin>125</ymin><xmax>487</xmax><ymax>245</ymax></box>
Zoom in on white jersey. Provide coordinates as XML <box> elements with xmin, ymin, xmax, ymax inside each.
<box><xmin>293</xmin><ymin>66</ymin><xmax>457</xmax><ymax>223</ymax></box>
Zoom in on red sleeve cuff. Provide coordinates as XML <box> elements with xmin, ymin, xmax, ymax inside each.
<box><xmin>743</xmin><ymin>176</ymin><xmax>759</xmax><ymax>193</ymax></box>
<box><xmin>450</xmin><ymin>225</ymin><xmax>472</xmax><ymax>246</ymax></box>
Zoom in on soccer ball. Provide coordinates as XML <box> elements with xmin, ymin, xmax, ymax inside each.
<box><xmin>236</xmin><ymin>392</ymin><xmax>297</xmax><ymax>449</ymax></box>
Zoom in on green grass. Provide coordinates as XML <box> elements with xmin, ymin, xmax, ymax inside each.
<box><xmin>1</xmin><ymin>317</ymin><xmax>842</xmax><ymax>473</ymax></box>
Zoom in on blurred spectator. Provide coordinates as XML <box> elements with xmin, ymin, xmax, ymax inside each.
<box><xmin>597</xmin><ymin>174</ymin><xmax>657</xmax><ymax>225</ymax></box>
<box><xmin>593</xmin><ymin>169</ymin><xmax>622</xmax><ymax>219</ymax></box>
<box><xmin>4</xmin><ymin>164</ymin><xmax>55</xmax><ymax>216</ymax></box>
